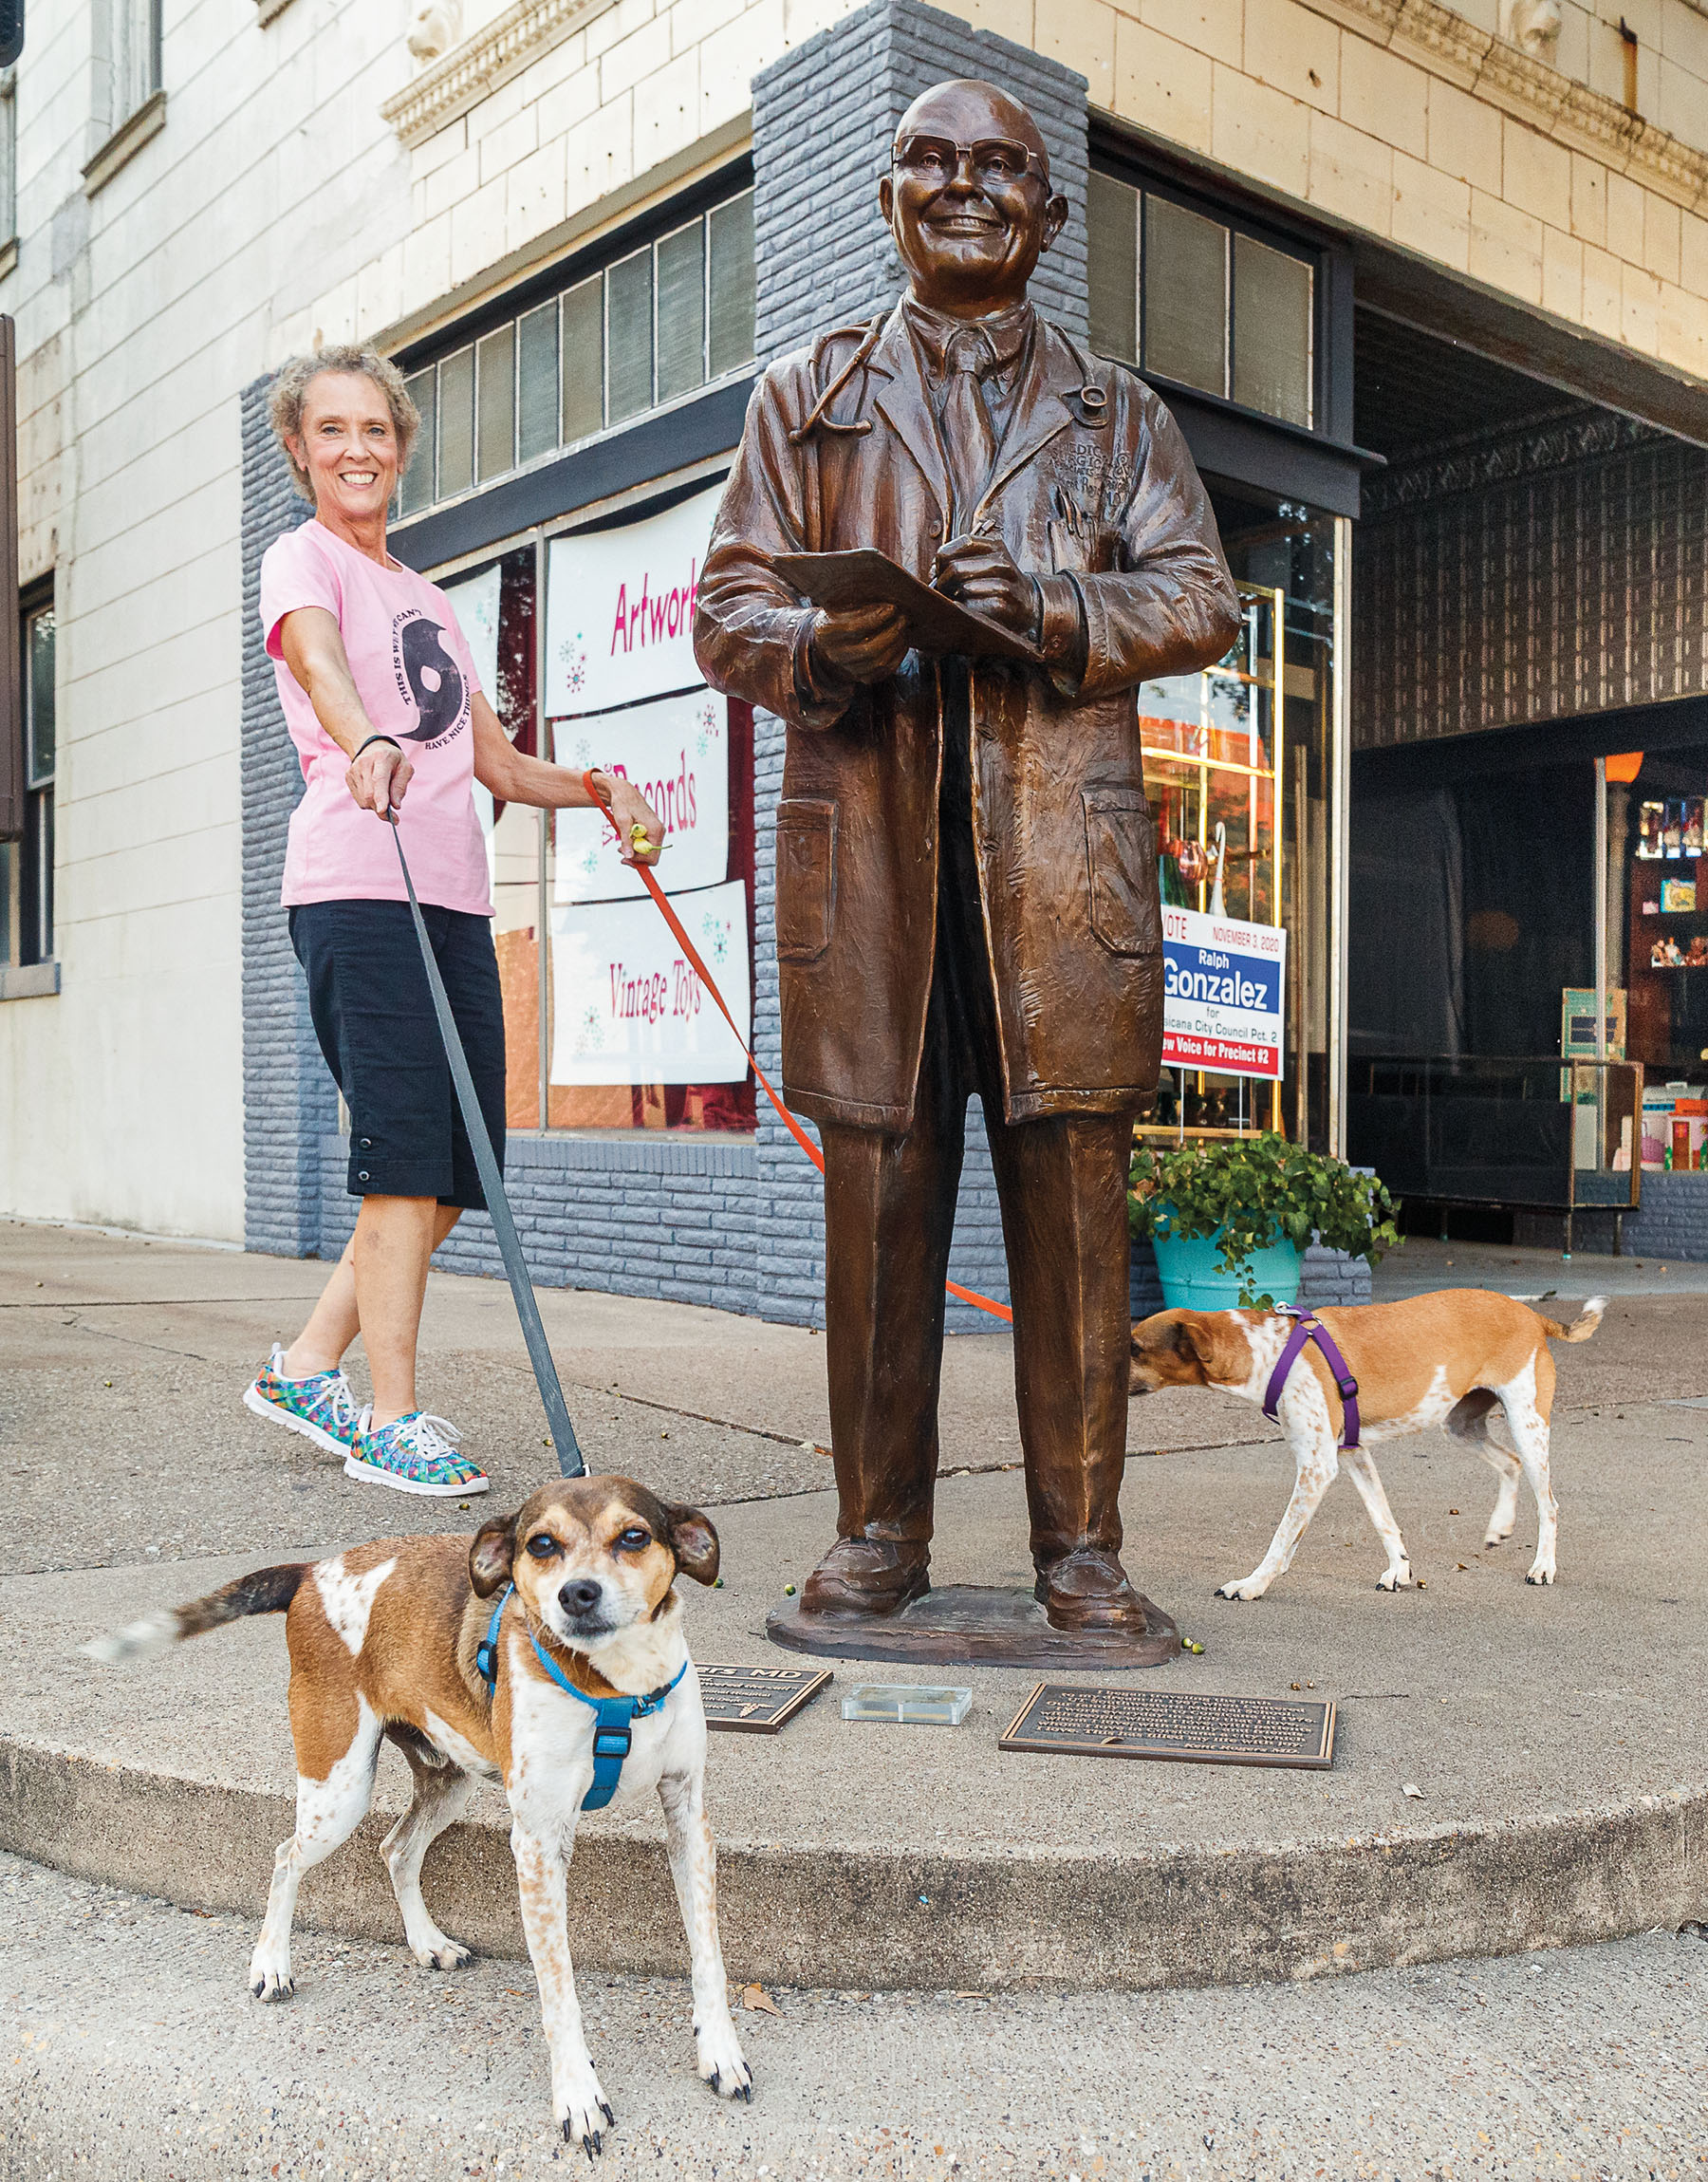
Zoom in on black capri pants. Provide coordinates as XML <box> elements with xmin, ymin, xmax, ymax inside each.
<box><xmin>290</xmin><ymin>899</ymin><xmax>507</xmax><ymax>1210</ymax></box>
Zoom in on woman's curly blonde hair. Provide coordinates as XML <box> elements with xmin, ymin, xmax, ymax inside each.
<box><xmin>269</xmin><ymin>345</ymin><xmax>420</xmax><ymax>502</ymax></box>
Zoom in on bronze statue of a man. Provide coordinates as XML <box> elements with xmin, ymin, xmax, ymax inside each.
<box><xmin>695</xmin><ymin>79</ymin><xmax>1240</xmax><ymax>1634</ymax></box>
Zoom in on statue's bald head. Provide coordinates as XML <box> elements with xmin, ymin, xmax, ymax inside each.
<box><xmin>882</xmin><ymin>77</ymin><xmax>1068</xmax><ymax>317</ymax></box>
<box><xmin>892</xmin><ymin>80</ymin><xmax>1050</xmax><ymax>180</ymax></box>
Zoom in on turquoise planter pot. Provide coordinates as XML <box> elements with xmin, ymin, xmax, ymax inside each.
<box><xmin>1149</xmin><ymin>1220</ymin><xmax>1303</xmax><ymax>1312</ymax></box>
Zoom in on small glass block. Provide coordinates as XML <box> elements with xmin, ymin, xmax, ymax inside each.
<box><xmin>841</xmin><ymin>1684</ymin><xmax>972</xmax><ymax>1726</ymax></box>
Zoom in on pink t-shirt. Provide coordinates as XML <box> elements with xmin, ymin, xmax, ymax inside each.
<box><xmin>261</xmin><ymin>519</ymin><xmax>492</xmax><ymax>914</ymax></box>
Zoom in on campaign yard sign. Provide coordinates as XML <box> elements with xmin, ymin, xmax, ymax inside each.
<box><xmin>549</xmin><ymin>879</ymin><xmax>750</xmax><ymax>1086</ymax></box>
<box><xmin>1161</xmin><ymin>906</ymin><xmax>1286</xmax><ymax>1081</ymax></box>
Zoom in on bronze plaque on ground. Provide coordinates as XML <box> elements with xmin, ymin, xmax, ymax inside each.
<box><xmin>699</xmin><ymin>1663</ymin><xmax>832</xmax><ymax>1734</ymax></box>
<box><xmin>998</xmin><ymin>1683</ymin><xmax>1336</xmax><ymax>1770</ymax></box>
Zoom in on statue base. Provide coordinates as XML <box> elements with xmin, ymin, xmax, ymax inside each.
<box><xmin>765</xmin><ymin>1584</ymin><xmax>1180</xmax><ymax>1670</ymax></box>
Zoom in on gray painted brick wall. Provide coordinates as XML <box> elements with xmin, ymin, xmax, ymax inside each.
<box><xmin>1514</xmin><ymin>1172</ymin><xmax>1708</xmax><ymax>1260</ymax></box>
<box><xmin>751</xmin><ymin>0</ymin><xmax>1090</xmax><ymax>1329</ymax></box>
<box><xmin>240</xmin><ymin>377</ymin><xmax>335</xmax><ymax>1258</ymax></box>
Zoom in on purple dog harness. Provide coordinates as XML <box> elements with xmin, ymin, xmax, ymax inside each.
<box><xmin>1262</xmin><ymin>1306</ymin><xmax>1362</xmax><ymax>1449</ymax></box>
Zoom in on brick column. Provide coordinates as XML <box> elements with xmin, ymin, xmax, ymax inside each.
<box><xmin>240</xmin><ymin>375</ymin><xmax>336</xmax><ymax>1257</ymax></box>
<box><xmin>749</xmin><ymin>0</ymin><xmax>1089</xmax><ymax>1328</ymax></box>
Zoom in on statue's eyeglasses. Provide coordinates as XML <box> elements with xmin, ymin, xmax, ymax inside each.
<box><xmin>891</xmin><ymin>135</ymin><xmax>1048</xmax><ymax>189</ymax></box>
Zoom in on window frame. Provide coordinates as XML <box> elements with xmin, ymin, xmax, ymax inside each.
<box><xmin>393</xmin><ymin>166</ymin><xmax>755</xmax><ymax>521</ymax></box>
<box><xmin>96</xmin><ymin>0</ymin><xmax>162</xmax><ymax>140</ymax></box>
<box><xmin>8</xmin><ymin>584</ymin><xmax>55</xmax><ymax>972</ymax></box>
<box><xmin>1088</xmin><ymin>138</ymin><xmax>1350</xmax><ymax>449</ymax></box>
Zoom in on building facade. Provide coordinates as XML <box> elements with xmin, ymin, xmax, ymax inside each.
<box><xmin>1</xmin><ymin>0</ymin><xmax>1705</xmax><ymax>1304</ymax></box>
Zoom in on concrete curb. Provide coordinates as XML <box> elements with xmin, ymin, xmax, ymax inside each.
<box><xmin>5</xmin><ymin>1735</ymin><xmax>1703</xmax><ymax>1990</ymax></box>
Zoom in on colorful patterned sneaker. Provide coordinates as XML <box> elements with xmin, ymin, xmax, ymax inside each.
<box><xmin>245</xmin><ymin>1344</ymin><xmax>364</xmax><ymax>1458</ymax></box>
<box><xmin>344</xmin><ymin>1410</ymin><xmax>489</xmax><ymax>1499</ymax></box>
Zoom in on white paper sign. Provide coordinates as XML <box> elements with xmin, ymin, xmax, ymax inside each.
<box><xmin>442</xmin><ymin>564</ymin><xmax>502</xmax><ymax>699</ymax></box>
<box><xmin>550</xmin><ymin>879</ymin><xmax>750</xmax><ymax>1085</ymax></box>
<box><xmin>552</xmin><ymin>690</ymin><xmax>729</xmax><ymax>904</ymax></box>
<box><xmin>546</xmin><ymin>486</ymin><xmax>721</xmax><ymax>716</ymax></box>
<box><xmin>442</xmin><ymin>565</ymin><xmax>504</xmax><ymax>881</ymax></box>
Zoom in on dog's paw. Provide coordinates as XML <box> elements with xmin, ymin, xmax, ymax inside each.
<box><xmin>249</xmin><ymin>1958</ymin><xmax>294</xmax><ymax>2003</ymax></box>
<box><xmin>1525</xmin><ymin>1564</ymin><xmax>1556</xmax><ymax>1586</ymax></box>
<box><xmin>412</xmin><ymin>1933</ymin><xmax>473</xmax><ymax>1972</ymax></box>
<box><xmin>1375</xmin><ymin>1563</ymin><xmax>1416</xmax><ymax>1592</ymax></box>
<box><xmin>696</xmin><ymin>2013</ymin><xmax>752</xmax><ymax>2103</ymax></box>
<box><xmin>1483</xmin><ymin>1529</ymin><xmax>1511</xmax><ymax>1549</ymax></box>
<box><xmin>554</xmin><ymin>2064</ymin><xmax>613</xmax><ymax>2159</ymax></box>
<box><xmin>1215</xmin><ymin>1576</ymin><xmax>1267</xmax><ymax>1602</ymax></box>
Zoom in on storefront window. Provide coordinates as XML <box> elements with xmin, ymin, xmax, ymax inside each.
<box><xmin>399</xmin><ymin>187</ymin><xmax>756</xmax><ymax>518</ymax></box>
<box><xmin>1142</xmin><ymin>493</ymin><xmax>1341</xmax><ymax>1153</ymax></box>
<box><xmin>435</xmin><ymin>488</ymin><xmax>756</xmax><ymax>1136</ymax></box>
<box><xmin>1616</xmin><ymin>749</ymin><xmax>1708</xmax><ymax>1168</ymax></box>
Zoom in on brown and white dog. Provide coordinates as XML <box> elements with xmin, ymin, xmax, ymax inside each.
<box><xmin>86</xmin><ymin>1474</ymin><xmax>752</xmax><ymax>2154</ymax></box>
<box><xmin>1128</xmin><ymin>1290</ymin><xmax>1605</xmax><ymax>1599</ymax></box>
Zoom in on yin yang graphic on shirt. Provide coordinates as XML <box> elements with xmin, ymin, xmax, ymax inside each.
<box><xmin>391</xmin><ymin>611</ymin><xmax>467</xmax><ymax>745</ymax></box>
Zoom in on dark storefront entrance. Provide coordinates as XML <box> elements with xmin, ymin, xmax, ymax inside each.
<box><xmin>1345</xmin><ymin>309</ymin><xmax>1708</xmax><ymax>1250</ymax></box>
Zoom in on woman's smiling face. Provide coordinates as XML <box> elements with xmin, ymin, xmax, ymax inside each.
<box><xmin>292</xmin><ymin>370</ymin><xmax>400</xmax><ymax>528</ymax></box>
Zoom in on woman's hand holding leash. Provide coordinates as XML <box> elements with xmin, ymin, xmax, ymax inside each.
<box><xmin>583</xmin><ymin>767</ymin><xmax>665</xmax><ymax>866</ymax></box>
<box><xmin>347</xmin><ymin>732</ymin><xmax>413</xmax><ymax>819</ymax></box>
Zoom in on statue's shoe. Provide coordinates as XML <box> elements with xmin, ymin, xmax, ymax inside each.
<box><xmin>1033</xmin><ymin>1547</ymin><xmax>1157</xmax><ymax>1633</ymax></box>
<box><xmin>799</xmin><ymin>1538</ymin><xmax>930</xmax><ymax>1618</ymax></box>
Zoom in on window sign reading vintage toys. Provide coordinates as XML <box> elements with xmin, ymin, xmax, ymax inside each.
<box><xmin>549</xmin><ymin>878</ymin><xmax>751</xmax><ymax>1086</ymax></box>
<box><xmin>545</xmin><ymin>486</ymin><xmax>720</xmax><ymax>715</ymax></box>
<box><xmin>553</xmin><ymin>689</ymin><xmax>729</xmax><ymax>903</ymax></box>
<box><xmin>1161</xmin><ymin>905</ymin><xmax>1287</xmax><ymax>1080</ymax></box>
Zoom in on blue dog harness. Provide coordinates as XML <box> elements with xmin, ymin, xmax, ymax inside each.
<box><xmin>474</xmin><ymin>1585</ymin><xmax>687</xmax><ymax>1811</ymax></box>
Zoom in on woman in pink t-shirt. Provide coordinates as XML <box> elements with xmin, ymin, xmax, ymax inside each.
<box><xmin>246</xmin><ymin>345</ymin><xmax>661</xmax><ymax>1500</ymax></box>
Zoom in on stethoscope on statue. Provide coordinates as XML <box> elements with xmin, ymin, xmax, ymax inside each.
<box><xmin>788</xmin><ymin>314</ymin><xmax>1112</xmax><ymax>445</ymax></box>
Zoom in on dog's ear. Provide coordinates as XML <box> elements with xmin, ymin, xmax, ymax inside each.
<box><xmin>469</xmin><ymin>1511</ymin><xmax>519</xmax><ymax>1599</ymax></box>
<box><xmin>1178</xmin><ymin>1313</ymin><xmax>1247</xmax><ymax>1385</ymax></box>
<box><xmin>661</xmin><ymin>1502</ymin><xmax>719</xmax><ymax>1586</ymax></box>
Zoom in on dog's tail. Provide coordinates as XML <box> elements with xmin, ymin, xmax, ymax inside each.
<box><xmin>83</xmin><ymin>1562</ymin><xmax>309</xmax><ymax>1667</ymax></box>
<box><xmin>1536</xmin><ymin>1295</ymin><xmax>1606</xmax><ymax>1345</ymax></box>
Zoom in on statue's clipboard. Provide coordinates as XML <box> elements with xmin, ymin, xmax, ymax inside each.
<box><xmin>766</xmin><ymin>548</ymin><xmax>1044</xmax><ymax>666</ymax></box>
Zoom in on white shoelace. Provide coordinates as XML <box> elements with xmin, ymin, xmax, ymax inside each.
<box><xmin>362</xmin><ymin>1409</ymin><xmax>463</xmax><ymax>1462</ymax></box>
<box><xmin>270</xmin><ymin>1344</ymin><xmax>361</xmax><ymax>1432</ymax></box>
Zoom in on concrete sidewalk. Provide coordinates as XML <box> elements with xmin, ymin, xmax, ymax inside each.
<box><xmin>2</xmin><ymin>1219</ymin><xmax>1706</xmax><ymax>1996</ymax></box>
<box><xmin>6</xmin><ymin>1850</ymin><xmax>1705</xmax><ymax>2181</ymax></box>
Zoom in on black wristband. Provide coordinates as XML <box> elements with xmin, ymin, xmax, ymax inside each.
<box><xmin>352</xmin><ymin>734</ymin><xmax>401</xmax><ymax>760</ymax></box>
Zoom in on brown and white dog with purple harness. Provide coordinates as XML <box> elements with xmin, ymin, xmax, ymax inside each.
<box><xmin>86</xmin><ymin>1473</ymin><xmax>752</xmax><ymax>2155</ymax></box>
<box><xmin>1128</xmin><ymin>1289</ymin><xmax>1605</xmax><ymax>1598</ymax></box>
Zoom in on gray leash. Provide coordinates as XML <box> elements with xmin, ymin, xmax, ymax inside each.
<box><xmin>388</xmin><ymin>819</ymin><xmax>585</xmax><ymax>1478</ymax></box>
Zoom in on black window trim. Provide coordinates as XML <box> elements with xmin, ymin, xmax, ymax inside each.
<box><xmin>1090</xmin><ymin>127</ymin><xmax>1367</xmax><ymax>460</ymax></box>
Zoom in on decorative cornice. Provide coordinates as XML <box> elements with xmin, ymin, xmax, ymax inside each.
<box><xmin>1362</xmin><ymin>404</ymin><xmax>1667</xmax><ymax>514</ymax></box>
<box><xmin>380</xmin><ymin>0</ymin><xmax>617</xmax><ymax>147</ymax></box>
<box><xmin>1308</xmin><ymin>0</ymin><xmax>1708</xmax><ymax>212</ymax></box>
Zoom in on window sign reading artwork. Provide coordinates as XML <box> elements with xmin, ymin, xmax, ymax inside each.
<box><xmin>549</xmin><ymin>879</ymin><xmax>751</xmax><ymax>1086</ymax></box>
<box><xmin>553</xmin><ymin>689</ymin><xmax>729</xmax><ymax>903</ymax></box>
<box><xmin>1161</xmin><ymin>905</ymin><xmax>1287</xmax><ymax>1081</ymax></box>
<box><xmin>545</xmin><ymin>486</ymin><xmax>721</xmax><ymax>715</ymax></box>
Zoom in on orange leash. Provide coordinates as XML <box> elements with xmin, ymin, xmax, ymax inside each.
<box><xmin>582</xmin><ymin>774</ymin><xmax>1013</xmax><ymax>1325</ymax></box>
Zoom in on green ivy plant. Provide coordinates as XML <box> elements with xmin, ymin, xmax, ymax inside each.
<box><xmin>1129</xmin><ymin>1132</ymin><xmax>1402</xmax><ymax>1307</ymax></box>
